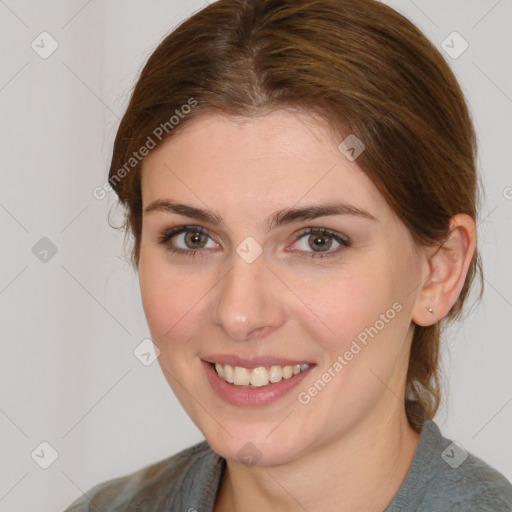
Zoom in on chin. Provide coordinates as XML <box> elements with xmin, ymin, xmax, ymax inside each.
<box><xmin>201</xmin><ymin>423</ymin><xmax>307</xmax><ymax>467</ymax></box>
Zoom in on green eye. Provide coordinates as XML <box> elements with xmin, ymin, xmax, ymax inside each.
<box><xmin>291</xmin><ymin>228</ymin><xmax>350</xmax><ymax>259</ymax></box>
<box><xmin>158</xmin><ymin>226</ymin><xmax>218</xmax><ymax>256</ymax></box>
<box><xmin>158</xmin><ymin>225</ymin><xmax>350</xmax><ymax>259</ymax></box>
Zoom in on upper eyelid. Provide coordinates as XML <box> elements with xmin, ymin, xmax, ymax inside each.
<box><xmin>162</xmin><ymin>224</ymin><xmax>344</xmax><ymax>236</ymax></box>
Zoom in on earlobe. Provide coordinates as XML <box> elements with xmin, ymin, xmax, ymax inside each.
<box><xmin>412</xmin><ymin>214</ymin><xmax>477</xmax><ymax>327</ymax></box>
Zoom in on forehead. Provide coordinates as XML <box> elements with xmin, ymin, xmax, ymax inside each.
<box><xmin>140</xmin><ymin>110</ymin><xmax>389</xmax><ymax>222</ymax></box>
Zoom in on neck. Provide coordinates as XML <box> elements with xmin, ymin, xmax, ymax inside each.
<box><xmin>214</xmin><ymin>405</ymin><xmax>421</xmax><ymax>512</ymax></box>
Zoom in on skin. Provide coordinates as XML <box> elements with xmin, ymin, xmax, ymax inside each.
<box><xmin>138</xmin><ymin>109</ymin><xmax>476</xmax><ymax>512</ymax></box>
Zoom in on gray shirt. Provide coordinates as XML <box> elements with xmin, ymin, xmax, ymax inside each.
<box><xmin>64</xmin><ymin>420</ymin><xmax>512</xmax><ymax>511</ymax></box>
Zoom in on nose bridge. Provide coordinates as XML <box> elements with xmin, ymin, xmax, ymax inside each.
<box><xmin>211</xmin><ymin>250</ymin><xmax>283</xmax><ymax>341</ymax></box>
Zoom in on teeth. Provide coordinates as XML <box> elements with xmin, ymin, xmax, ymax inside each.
<box><xmin>250</xmin><ymin>367</ymin><xmax>269</xmax><ymax>387</ymax></box>
<box><xmin>212</xmin><ymin>362</ymin><xmax>310</xmax><ymax>388</ymax></box>
<box><xmin>224</xmin><ymin>364</ymin><xmax>234</xmax><ymax>383</ymax></box>
<box><xmin>233</xmin><ymin>366</ymin><xmax>250</xmax><ymax>386</ymax></box>
<box><xmin>215</xmin><ymin>363</ymin><xmax>224</xmax><ymax>378</ymax></box>
<box><xmin>282</xmin><ymin>366</ymin><xmax>293</xmax><ymax>379</ymax></box>
<box><xmin>269</xmin><ymin>365</ymin><xmax>282</xmax><ymax>383</ymax></box>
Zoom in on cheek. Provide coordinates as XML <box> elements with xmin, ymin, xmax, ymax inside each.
<box><xmin>303</xmin><ymin>272</ymin><xmax>386</xmax><ymax>340</ymax></box>
<box><xmin>138</xmin><ymin>250</ymin><xmax>210</xmax><ymax>351</ymax></box>
<box><xmin>301</xmin><ymin>260</ymin><xmax>409</xmax><ymax>364</ymax></box>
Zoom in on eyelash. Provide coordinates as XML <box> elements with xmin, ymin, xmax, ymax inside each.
<box><xmin>158</xmin><ymin>225</ymin><xmax>350</xmax><ymax>259</ymax></box>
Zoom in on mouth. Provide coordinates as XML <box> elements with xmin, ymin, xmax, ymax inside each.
<box><xmin>209</xmin><ymin>361</ymin><xmax>311</xmax><ymax>388</ymax></box>
<box><xmin>201</xmin><ymin>357</ymin><xmax>316</xmax><ymax>407</ymax></box>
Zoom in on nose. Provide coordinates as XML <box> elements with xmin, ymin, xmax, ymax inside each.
<box><xmin>210</xmin><ymin>251</ymin><xmax>286</xmax><ymax>342</ymax></box>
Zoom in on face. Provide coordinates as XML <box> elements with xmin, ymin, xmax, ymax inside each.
<box><xmin>138</xmin><ymin>110</ymin><xmax>425</xmax><ymax>466</ymax></box>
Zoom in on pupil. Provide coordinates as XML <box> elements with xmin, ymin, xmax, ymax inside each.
<box><xmin>310</xmin><ymin>234</ymin><xmax>331</xmax><ymax>252</ymax></box>
<box><xmin>186</xmin><ymin>231</ymin><xmax>206</xmax><ymax>248</ymax></box>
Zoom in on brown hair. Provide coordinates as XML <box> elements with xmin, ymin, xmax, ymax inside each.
<box><xmin>108</xmin><ymin>0</ymin><xmax>483</xmax><ymax>431</ymax></box>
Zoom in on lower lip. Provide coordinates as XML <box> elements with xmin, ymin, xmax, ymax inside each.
<box><xmin>202</xmin><ymin>360</ymin><xmax>314</xmax><ymax>407</ymax></box>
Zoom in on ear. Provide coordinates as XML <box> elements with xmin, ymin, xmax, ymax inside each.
<box><xmin>412</xmin><ymin>214</ymin><xmax>477</xmax><ymax>326</ymax></box>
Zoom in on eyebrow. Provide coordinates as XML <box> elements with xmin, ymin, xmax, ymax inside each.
<box><xmin>144</xmin><ymin>199</ymin><xmax>377</xmax><ymax>232</ymax></box>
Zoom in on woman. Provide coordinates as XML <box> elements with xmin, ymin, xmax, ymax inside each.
<box><xmin>65</xmin><ymin>0</ymin><xmax>512</xmax><ymax>510</ymax></box>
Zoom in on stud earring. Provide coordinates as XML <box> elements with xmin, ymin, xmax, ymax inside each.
<box><xmin>427</xmin><ymin>307</ymin><xmax>434</xmax><ymax>314</ymax></box>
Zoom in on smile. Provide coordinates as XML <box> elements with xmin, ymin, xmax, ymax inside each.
<box><xmin>213</xmin><ymin>362</ymin><xmax>311</xmax><ymax>388</ymax></box>
<box><xmin>202</xmin><ymin>358</ymin><xmax>315</xmax><ymax>407</ymax></box>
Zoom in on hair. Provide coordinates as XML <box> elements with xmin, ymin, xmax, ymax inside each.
<box><xmin>108</xmin><ymin>0</ymin><xmax>483</xmax><ymax>432</ymax></box>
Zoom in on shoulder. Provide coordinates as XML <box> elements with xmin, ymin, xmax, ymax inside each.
<box><xmin>389</xmin><ymin>420</ymin><xmax>512</xmax><ymax>512</ymax></box>
<box><xmin>63</xmin><ymin>440</ymin><xmax>224</xmax><ymax>512</ymax></box>
<box><xmin>427</xmin><ymin>448</ymin><xmax>512</xmax><ymax>511</ymax></box>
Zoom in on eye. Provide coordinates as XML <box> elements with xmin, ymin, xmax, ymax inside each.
<box><xmin>290</xmin><ymin>227</ymin><xmax>350</xmax><ymax>258</ymax></box>
<box><xmin>158</xmin><ymin>225</ymin><xmax>219</xmax><ymax>256</ymax></box>
<box><xmin>157</xmin><ymin>225</ymin><xmax>350</xmax><ymax>259</ymax></box>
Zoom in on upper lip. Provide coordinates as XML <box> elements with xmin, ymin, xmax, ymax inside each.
<box><xmin>202</xmin><ymin>354</ymin><xmax>314</xmax><ymax>369</ymax></box>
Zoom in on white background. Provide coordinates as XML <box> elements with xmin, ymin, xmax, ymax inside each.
<box><xmin>0</xmin><ymin>1</ymin><xmax>511</xmax><ymax>510</ymax></box>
